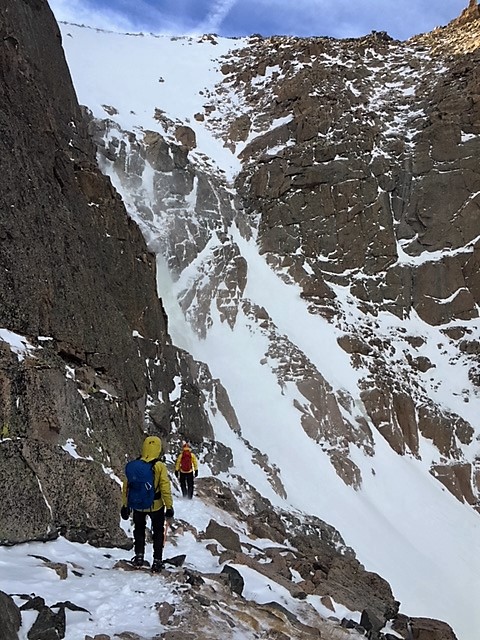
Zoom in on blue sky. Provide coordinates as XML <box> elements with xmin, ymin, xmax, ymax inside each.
<box><xmin>49</xmin><ymin>0</ymin><xmax>469</xmax><ymax>40</ymax></box>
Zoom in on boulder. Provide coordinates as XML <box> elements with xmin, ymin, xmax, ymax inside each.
<box><xmin>204</xmin><ymin>520</ymin><xmax>242</xmax><ymax>552</ymax></box>
<box><xmin>0</xmin><ymin>591</ymin><xmax>21</xmax><ymax>640</ymax></box>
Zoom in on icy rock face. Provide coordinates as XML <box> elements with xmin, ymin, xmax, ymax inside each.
<box><xmin>229</xmin><ymin>34</ymin><xmax>480</xmax><ymax>324</ymax></box>
<box><xmin>229</xmin><ymin>28</ymin><xmax>480</xmax><ymax>504</ymax></box>
<box><xmin>90</xmin><ymin>117</ymin><xmax>248</xmax><ymax>339</ymax></box>
<box><xmin>215</xmin><ymin>25</ymin><xmax>480</xmax><ymax>507</ymax></box>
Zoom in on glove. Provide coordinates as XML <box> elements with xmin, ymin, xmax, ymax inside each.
<box><xmin>120</xmin><ymin>506</ymin><xmax>131</xmax><ymax>520</ymax></box>
<box><xmin>194</xmin><ymin>470</ymin><xmax>198</xmax><ymax>478</ymax></box>
<box><xmin>165</xmin><ymin>507</ymin><xmax>174</xmax><ymax>519</ymax></box>
<box><xmin>175</xmin><ymin>470</ymin><xmax>179</xmax><ymax>479</ymax></box>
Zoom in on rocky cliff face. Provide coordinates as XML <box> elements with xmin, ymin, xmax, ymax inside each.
<box><xmin>227</xmin><ymin>23</ymin><xmax>480</xmax><ymax>503</ymax></box>
<box><xmin>0</xmin><ymin>0</ymin><xmax>219</xmax><ymax>547</ymax></box>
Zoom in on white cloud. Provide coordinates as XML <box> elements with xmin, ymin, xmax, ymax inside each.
<box><xmin>198</xmin><ymin>0</ymin><xmax>239</xmax><ymax>33</ymax></box>
<box><xmin>49</xmin><ymin>0</ymin><xmax>134</xmax><ymax>32</ymax></box>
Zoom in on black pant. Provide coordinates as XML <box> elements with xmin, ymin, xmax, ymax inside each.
<box><xmin>179</xmin><ymin>472</ymin><xmax>194</xmax><ymax>499</ymax></box>
<box><xmin>133</xmin><ymin>508</ymin><xmax>165</xmax><ymax>561</ymax></box>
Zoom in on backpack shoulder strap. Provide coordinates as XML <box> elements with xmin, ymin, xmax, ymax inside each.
<box><xmin>150</xmin><ymin>459</ymin><xmax>163</xmax><ymax>499</ymax></box>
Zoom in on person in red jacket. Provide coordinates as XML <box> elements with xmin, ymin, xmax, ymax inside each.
<box><xmin>175</xmin><ymin>442</ymin><xmax>198</xmax><ymax>499</ymax></box>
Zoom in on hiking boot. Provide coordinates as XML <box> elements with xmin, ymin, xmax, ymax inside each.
<box><xmin>131</xmin><ymin>554</ymin><xmax>145</xmax><ymax>567</ymax></box>
<box><xmin>151</xmin><ymin>559</ymin><xmax>164</xmax><ymax>573</ymax></box>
